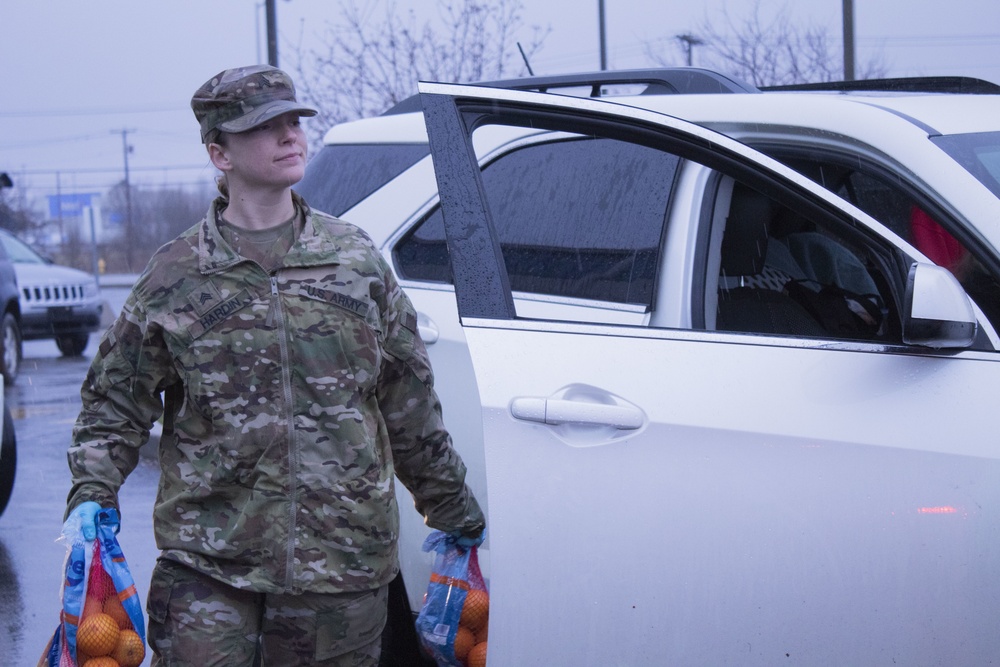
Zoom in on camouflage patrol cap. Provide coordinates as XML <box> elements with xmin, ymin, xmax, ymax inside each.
<box><xmin>191</xmin><ymin>65</ymin><xmax>317</xmax><ymax>143</ymax></box>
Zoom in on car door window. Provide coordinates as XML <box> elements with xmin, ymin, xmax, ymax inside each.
<box><xmin>409</xmin><ymin>95</ymin><xmax>932</xmax><ymax>343</ymax></box>
<box><xmin>398</xmin><ymin>132</ymin><xmax>907</xmax><ymax>341</ymax></box>
<box><xmin>706</xmin><ymin>178</ymin><xmax>899</xmax><ymax>343</ymax></box>
<box><xmin>760</xmin><ymin>152</ymin><xmax>1000</xmax><ymax>330</ymax></box>
<box><xmin>394</xmin><ymin>137</ymin><xmax>679</xmax><ymax>308</ymax></box>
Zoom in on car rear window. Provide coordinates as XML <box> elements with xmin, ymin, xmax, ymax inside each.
<box><xmin>295</xmin><ymin>143</ymin><xmax>430</xmax><ymax>217</ymax></box>
<box><xmin>395</xmin><ymin>137</ymin><xmax>678</xmax><ymax>306</ymax></box>
<box><xmin>931</xmin><ymin>131</ymin><xmax>1000</xmax><ymax>200</ymax></box>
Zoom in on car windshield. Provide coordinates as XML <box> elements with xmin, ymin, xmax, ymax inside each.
<box><xmin>0</xmin><ymin>233</ymin><xmax>46</xmax><ymax>264</ymax></box>
<box><xmin>295</xmin><ymin>143</ymin><xmax>430</xmax><ymax>216</ymax></box>
<box><xmin>931</xmin><ymin>130</ymin><xmax>1000</xmax><ymax>199</ymax></box>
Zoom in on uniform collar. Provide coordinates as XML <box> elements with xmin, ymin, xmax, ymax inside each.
<box><xmin>198</xmin><ymin>192</ymin><xmax>342</xmax><ymax>274</ymax></box>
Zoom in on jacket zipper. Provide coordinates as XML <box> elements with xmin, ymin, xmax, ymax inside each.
<box><xmin>269</xmin><ymin>275</ymin><xmax>299</xmax><ymax>589</ymax></box>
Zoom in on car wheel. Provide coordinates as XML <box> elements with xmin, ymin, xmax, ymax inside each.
<box><xmin>0</xmin><ymin>405</ymin><xmax>16</xmax><ymax>518</ymax></box>
<box><xmin>0</xmin><ymin>313</ymin><xmax>21</xmax><ymax>386</ymax></box>
<box><xmin>56</xmin><ymin>332</ymin><xmax>89</xmax><ymax>357</ymax></box>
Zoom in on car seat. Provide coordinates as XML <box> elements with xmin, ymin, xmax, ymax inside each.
<box><xmin>715</xmin><ymin>184</ymin><xmax>826</xmax><ymax>336</ymax></box>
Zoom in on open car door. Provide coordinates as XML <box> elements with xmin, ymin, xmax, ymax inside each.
<box><xmin>419</xmin><ymin>82</ymin><xmax>1000</xmax><ymax>665</ymax></box>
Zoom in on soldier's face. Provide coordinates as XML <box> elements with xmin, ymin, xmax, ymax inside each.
<box><xmin>210</xmin><ymin>112</ymin><xmax>308</xmax><ymax>191</ymax></box>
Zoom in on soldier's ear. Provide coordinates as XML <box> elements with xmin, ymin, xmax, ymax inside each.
<box><xmin>207</xmin><ymin>142</ymin><xmax>233</xmax><ymax>173</ymax></box>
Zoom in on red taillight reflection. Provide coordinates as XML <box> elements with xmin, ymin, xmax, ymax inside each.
<box><xmin>917</xmin><ymin>506</ymin><xmax>958</xmax><ymax>514</ymax></box>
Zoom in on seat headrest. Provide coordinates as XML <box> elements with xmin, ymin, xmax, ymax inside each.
<box><xmin>721</xmin><ymin>184</ymin><xmax>774</xmax><ymax>277</ymax></box>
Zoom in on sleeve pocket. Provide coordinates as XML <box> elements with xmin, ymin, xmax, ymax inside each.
<box><xmin>382</xmin><ymin>307</ymin><xmax>417</xmax><ymax>364</ymax></box>
<box><xmin>90</xmin><ymin>325</ymin><xmax>139</xmax><ymax>394</ymax></box>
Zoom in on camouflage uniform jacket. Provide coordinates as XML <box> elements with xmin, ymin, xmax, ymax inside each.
<box><xmin>67</xmin><ymin>194</ymin><xmax>485</xmax><ymax>594</ymax></box>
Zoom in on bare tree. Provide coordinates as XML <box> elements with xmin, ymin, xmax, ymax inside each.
<box><xmin>101</xmin><ymin>183</ymin><xmax>214</xmax><ymax>273</ymax></box>
<box><xmin>290</xmin><ymin>0</ymin><xmax>548</xmax><ymax>147</ymax></box>
<box><xmin>645</xmin><ymin>1</ymin><xmax>886</xmax><ymax>87</ymax></box>
<box><xmin>0</xmin><ymin>185</ymin><xmax>41</xmax><ymax>237</ymax></box>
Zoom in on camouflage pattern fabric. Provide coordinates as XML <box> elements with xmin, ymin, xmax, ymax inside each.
<box><xmin>67</xmin><ymin>192</ymin><xmax>485</xmax><ymax>595</ymax></box>
<box><xmin>190</xmin><ymin>64</ymin><xmax>317</xmax><ymax>143</ymax></box>
<box><xmin>147</xmin><ymin>558</ymin><xmax>386</xmax><ymax>666</ymax></box>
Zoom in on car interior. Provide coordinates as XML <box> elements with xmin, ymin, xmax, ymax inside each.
<box><xmin>760</xmin><ymin>150</ymin><xmax>1000</xmax><ymax>333</ymax></box>
<box><xmin>707</xmin><ymin>178</ymin><xmax>894</xmax><ymax>342</ymax></box>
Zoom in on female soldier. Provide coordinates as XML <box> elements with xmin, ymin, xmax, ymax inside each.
<box><xmin>65</xmin><ymin>65</ymin><xmax>484</xmax><ymax>666</ymax></box>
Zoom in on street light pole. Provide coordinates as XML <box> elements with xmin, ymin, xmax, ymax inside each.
<box><xmin>843</xmin><ymin>0</ymin><xmax>855</xmax><ymax>81</ymax></box>
<box><xmin>676</xmin><ymin>34</ymin><xmax>704</xmax><ymax>67</ymax></box>
<box><xmin>598</xmin><ymin>0</ymin><xmax>607</xmax><ymax>71</ymax></box>
<box><xmin>118</xmin><ymin>129</ymin><xmax>134</xmax><ymax>270</ymax></box>
<box><xmin>266</xmin><ymin>0</ymin><xmax>278</xmax><ymax>67</ymax></box>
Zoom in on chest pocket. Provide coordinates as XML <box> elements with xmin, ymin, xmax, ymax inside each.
<box><xmin>286</xmin><ymin>279</ymin><xmax>383</xmax><ymax>396</ymax></box>
<box><xmin>159</xmin><ymin>284</ymin><xmax>270</xmax><ymax>427</ymax></box>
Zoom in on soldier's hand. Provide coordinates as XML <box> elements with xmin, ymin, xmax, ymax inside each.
<box><xmin>67</xmin><ymin>501</ymin><xmax>102</xmax><ymax>541</ymax></box>
<box><xmin>450</xmin><ymin>528</ymin><xmax>485</xmax><ymax>549</ymax></box>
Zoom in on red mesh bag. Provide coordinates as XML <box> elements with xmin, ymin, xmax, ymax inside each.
<box><xmin>39</xmin><ymin>508</ymin><xmax>146</xmax><ymax>667</ymax></box>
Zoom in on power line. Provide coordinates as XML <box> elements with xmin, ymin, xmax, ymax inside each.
<box><xmin>26</xmin><ymin>179</ymin><xmax>217</xmax><ymax>195</ymax></box>
<box><xmin>0</xmin><ymin>133</ymin><xmax>115</xmax><ymax>151</ymax></box>
<box><xmin>0</xmin><ymin>104</ymin><xmax>186</xmax><ymax>119</ymax></box>
<box><xmin>14</xmin><ymin>164</ymin><xmax>210</xmax><ymax>176</ymax></box>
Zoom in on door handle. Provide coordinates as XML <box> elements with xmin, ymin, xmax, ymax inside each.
<box><xmin>417</xmin><ymin>312</ymin><xmax>439</xmax><ymax>344</ymax></box>
<box><xmin>510</xmin><ymin>397</ymin><xmax>644</xmax><ymax>430</ymax></box>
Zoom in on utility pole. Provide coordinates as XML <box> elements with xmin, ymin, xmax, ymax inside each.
<box><xmin>256</xmin><ymin>2</ymin><xmax>263</xmax><ymax>64</ymax></box>
<box><xmin>598</xmin><ymin>0</ymin><xmax>607</xmax><ymax>71</ymax></box>
<box><xmin>118</xmin><ymin>129</ymin><xmax>135</xmax><ymax>270</ymax></box>
<box><xmin>843</xmin><ymin>0</ymin><xmax>855</xmax><ymax>81</ymax></box>
<box><xmin>266</xmin><ymin>0</ymin><xmax>278</xmax><ymax>67</ymax></box>
<box><xmin>55</xmin><ymin>171</ymin><xmax>64</xmax><ymax>244</ymax></box>
<box><xmin>676</xmin><ymin>33</ymin><xmax>704</xmax><ymax>67</ymax></box>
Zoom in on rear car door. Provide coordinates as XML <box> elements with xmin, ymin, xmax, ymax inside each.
<box><xmin>420</xmin><ymin>83</ymin><xmax>1000</xmax><ymax>665</ymax></box>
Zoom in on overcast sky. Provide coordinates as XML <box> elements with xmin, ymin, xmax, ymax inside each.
<box><xmin>2</xmin><ymin>0</ymin><xmax>999</xmax><ymax>209</ymax></box>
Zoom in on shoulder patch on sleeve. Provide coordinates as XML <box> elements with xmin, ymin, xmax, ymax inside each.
<box><xmin>98</xmin><ymin>329</ymin><xmax>118</xmax><ymax>358</ymax></box>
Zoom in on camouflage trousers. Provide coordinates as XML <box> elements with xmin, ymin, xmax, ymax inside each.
<box><xmin>147</xmin><ymin>559</ymin><xmax>387</xmax><ymax>666</ymax></box>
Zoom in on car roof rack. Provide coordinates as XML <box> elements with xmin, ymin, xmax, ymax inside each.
<box><xmin>762</xmin><ymin>76</ymin><xmax>1000</xmax><ymax>95</ymax></box>
<box><xmin>383</xmin><ymin>67</ymin><xmax>759</xmax><ymax>115</ymax></box>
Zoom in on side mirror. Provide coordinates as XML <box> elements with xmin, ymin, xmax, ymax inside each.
<box><xmin>902</xmin><ymin>262</ymin><xmax>977</xmax><ymax>348</ymax></box>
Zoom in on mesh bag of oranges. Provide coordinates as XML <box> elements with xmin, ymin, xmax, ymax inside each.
<box><xmin>415</xmin><ymin>531</ymin><xmax>489</xmax><ymax>667</ymax></box>
<box><xmin>38</xmin><ymin>508</ymin><xmax>146</xmax><ymax>667</ymax></box>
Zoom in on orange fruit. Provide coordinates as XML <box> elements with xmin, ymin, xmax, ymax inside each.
<box><xmin>453</xmin><ymin>626</ymin><xmax>476</xmax><ymax>662</ymax></box>
<box><xmin>82</xmin><ymin>657</ymin><xmax>121</xmax><ymax>667</ymax></box>
<box><xmin>103</xmin><ymin>595</ymin><xmax>132</xmax><ymax>630</ymax></box>
<box><xmin>460</xmin><ymin>589</ymin><xmax>489</xmax><ymax>632</ymax></box>
<box><xmin>467</xmin><ymin>641</ymin><xmax>487</xmax><ymax>667</ymax></box>
<box><xmin>475</xmin><ymin>621</ymin><xmax>488</xmax><ymax>644</ymax></box>
<box><xmin>110</xmin><ymin>629</ymin><xmax>145</xmax><ymax>667</ymax></box>
<box><xmin>77</xmin><ymin>612</ymin><xmax>120</xmax><ymax>657</ymax></box>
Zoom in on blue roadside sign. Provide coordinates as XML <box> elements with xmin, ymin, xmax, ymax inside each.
<box><xmin>47</xmin><ymin>192</ymin><xmax>100</xmax><ymax>219</ymax></box>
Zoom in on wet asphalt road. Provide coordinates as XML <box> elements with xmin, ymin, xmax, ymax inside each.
<box><xmin>0</xmin><ymin>286</ymin><xmax>158</xmax><ymax>666</ymax></box>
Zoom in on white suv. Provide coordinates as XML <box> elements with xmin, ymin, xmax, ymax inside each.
<box><xmin>0</xmin><ymin>230</ymin><xmax>103</xmax><ymax>357</ymax></box>
<box><xmin>296</xmin><ymin>69</ymin><xmax>1000</xmax><ymax>665</ymax></box>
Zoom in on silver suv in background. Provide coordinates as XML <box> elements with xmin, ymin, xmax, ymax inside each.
<box><xmin>0</xmin><ymin>230</ymin><xmax>102</xmax><ymax>357</ymax></box>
